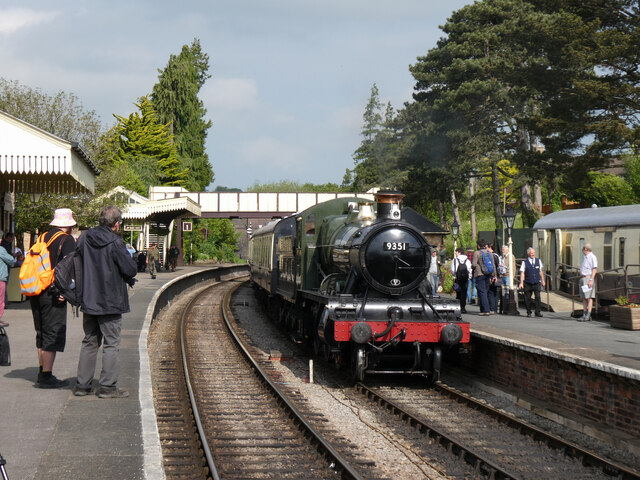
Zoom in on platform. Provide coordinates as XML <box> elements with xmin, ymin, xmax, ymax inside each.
<box><xmin>1</xmin><ymin>273</ymin><xmax>639</xmax><ymax>479</ymax></box>
<box><xmin>0</xmin><ymin>265</ymin><xmax>207</xmax><ymax>480</ymax></box>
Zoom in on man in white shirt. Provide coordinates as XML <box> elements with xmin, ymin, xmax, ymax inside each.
<box><xmin>578</xmin><ymin>243</ymin><xmax>598</xmax><ymax>322</ymax></box>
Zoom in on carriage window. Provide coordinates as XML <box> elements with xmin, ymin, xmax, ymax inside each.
<box><xmin>603</xmin><ymin>232</ymin><xmax>612</xmax><ymax>270</ymax></box>
<box><xmin>563</xmin><ymin>233</ymin><xmax>572</xmax><ymax>266</ymax></box>
<box><xmin>619</xmin><ymin>237</ymin><xmax>625</xmax><ymax>267</ymax></box>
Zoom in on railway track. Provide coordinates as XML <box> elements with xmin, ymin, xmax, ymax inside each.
<box><xmin>149</xmin><ymin>274</ymin><xmax>364</xmax><ymax>479</ymax></box>
<box><xmin>355</xmin><ymin>381</ymin><xmax>640</xmax><ymax>480</ymax></box>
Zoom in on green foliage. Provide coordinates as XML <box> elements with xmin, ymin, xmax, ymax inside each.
<box><xmin>14</xmin><ymin>192</ymin><xmax>127</xmax><ymax>241</ymax></box>
<box><xmin>0</xmin><ymin>77</ymin><xmax>103</xmax><ymax>155</ymax></box>
<box><xmin>624</xmin><ymin>155</ymin><xmax>640</xmax><ymax>202</ymax></box>
<box><xmin>182</xmin><ymin>219</ymin><xmax>240</xmax><ymax>263</ymax></box>
<box><xmin>246</xmin><ymin>180</ymin><xmax>347</xmax><ymax>193</ymax></box>
<box><xmin>576</xmin><ymin>172</ymin><xmax>636</xmax><ymax>207</ymax></box>
<box><xmin>151</xmin><ymin>38</ymin><xmax>214</xmax><ymax>191</ymax></box>
<box><xmin>108</xmin><ymin>96</ymin><xmax>187</xmax><ymax>194</ymax></box>
<box><xmin>348</xmin><ymin>84</ymin><xmax>408</xmax><ymax>191</ymax></box>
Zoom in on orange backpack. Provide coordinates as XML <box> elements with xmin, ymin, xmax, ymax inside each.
<box><xmin>19</xmin><ymin>231</ymin><xmax>66</xmax><ymax>296</ymax></box>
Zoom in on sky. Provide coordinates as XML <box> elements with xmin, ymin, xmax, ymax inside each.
<box><xmin>0</xmin><ymin>1</ymin><xmax>471</xmax><ymax>191</ymax></box>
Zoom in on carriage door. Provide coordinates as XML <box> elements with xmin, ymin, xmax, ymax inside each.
<box><xmin>550</xmin><ymin>229</ymin><xmax>559</xmax><ymax>290</ymax></box>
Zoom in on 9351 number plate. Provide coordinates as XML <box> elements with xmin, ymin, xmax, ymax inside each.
<box><xmin>383</xmin><ymin>242</ymin><xmax>408</xmax><ymax>251</ymax></box>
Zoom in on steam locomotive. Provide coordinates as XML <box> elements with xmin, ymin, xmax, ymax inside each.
<box><xmin>248</xmin><ymin>192</ymin><xmax>470</xmax><ymax>382</ymax></box>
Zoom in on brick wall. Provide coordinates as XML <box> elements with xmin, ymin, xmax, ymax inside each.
<box><xmin>460</xmin><ymin>337</ymin><xmax>640</xmax><ymax>438</ymax></box>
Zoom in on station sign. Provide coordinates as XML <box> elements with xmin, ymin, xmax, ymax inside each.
<box><xmin>183</xmin><ymin>221</ymin><xmax>193</xmax><ymax>232</ymax></box>
<box><xmin>123</xmin><ymin>224</ymin><xmax>143</xmax><ymax>232</ymax></box>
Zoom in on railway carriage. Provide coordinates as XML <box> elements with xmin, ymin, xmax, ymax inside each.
<box><xmin>533</xmin><ymin>204</ymin><xmax>640</xmax><ymax>304</ymax></box>
<box><xmin>249</xmin><ymin>191</ymin><xmax>470</xmax><ymax>382</ymax></box>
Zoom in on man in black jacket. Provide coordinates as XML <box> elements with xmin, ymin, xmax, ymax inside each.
<box><xmin>73</xmin><ymin>206</ymin><xmax>137</xmax><ymax>398</ymax></box>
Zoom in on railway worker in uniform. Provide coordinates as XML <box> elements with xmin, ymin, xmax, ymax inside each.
<box><xmin>74</xmin><ymin>206</ymin><xmax>137</xmax><ymax>398</ymax></box>
<box><xmin>578</xmin><ymin>243</ymin><xmax>598</xmax><ymax>322</ymax></box>
<box><xmin>519</xmin><ymin>247</ymin><xmax>545</xmax><ymax>318</ymax></box>
<box><xmin>428</xmin><ymin>249</ymin><xmax>440</xmax><ymax>293</ymax></box>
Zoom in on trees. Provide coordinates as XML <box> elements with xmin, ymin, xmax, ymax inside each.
<box><xmin>388</xmin><ymin>0</ymin><xmax>639</xmax><ymax>238</ymax></box>
<box><xmin>151</xmin><ymin>38</ymin><xmax>214</xmax><ymax>191</ymax></box>
<box><xmin>349</xmin><ymin>84</ymin><xmax>409</xmax><ymax>192</ymax></box>
<box><xmin>96</xmin><ymin>97</ymin><xmax>187</xmax><ymax>196</ymax></box>
<box><xmin>0</xmin><ymin>78</ymin><xmax>102</xmax><ymax>154</ymax></box>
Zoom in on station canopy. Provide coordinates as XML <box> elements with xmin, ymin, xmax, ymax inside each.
<box><xmin>0</xmin><ymin>110</ymin><xmax>99</xmax><ymax>194</ymax></box>
<box><xmin>112</xmin><ymin>187</ymin><xmax>202</xmax><ymax>226</ymax></box>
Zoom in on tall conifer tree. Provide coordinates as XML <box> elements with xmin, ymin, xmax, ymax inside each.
<box><xmin>151</xmin><ymin>38</ymin><xmax>213</xmax><ymax>191</ymax></box>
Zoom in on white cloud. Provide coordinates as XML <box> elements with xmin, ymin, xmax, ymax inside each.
<box><xmin>202</xmin><ymin>77</ymin><xmax>258</xmax><ymax>111</ymax></box>
<box><xmin>0</xmin><ymin>8</ymin><xmax>58</xmax><ymax>35</ymax></box>
<box><xmin>239</xmin><ymin>136</ymin><xmax>308</xmax><ymax>171</ymax></box>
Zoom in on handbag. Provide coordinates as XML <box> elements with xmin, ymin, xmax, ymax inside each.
<box><xmin>452</xmin><ymin>282</ymin><xmax>461</xmax><ymax>292</ymax></box>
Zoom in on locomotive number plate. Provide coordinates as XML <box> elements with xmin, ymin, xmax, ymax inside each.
<box><xmin>383</xmin><ymin>242</ymin><xmax>408</xmax><ymax>251</ymax></box>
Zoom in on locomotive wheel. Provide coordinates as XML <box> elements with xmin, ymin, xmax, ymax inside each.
<box><xmin>350</xmin><ymin>347</ymin><xmax>366</xmax><ymax>383</ymax></box>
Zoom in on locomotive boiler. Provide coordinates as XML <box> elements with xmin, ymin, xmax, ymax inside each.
<box><xmin>249</xmin><ymin>191</ymin><xmax>470</xmax><ymax>382</ymax></box>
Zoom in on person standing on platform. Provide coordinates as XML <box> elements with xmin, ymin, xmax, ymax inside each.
<box><xmin>0</xmin><ymin>242</ymin><xmax>15</xmax><ymax>327</ymax></box>
<box><xmin>167</xmin><ymin>244</ymin><xmax>180</xmax><ymax>272</ymax></box>
<box><xmin>451</xmin><ymin>247</ymin><xmax>471</xmax><ymax>313</ymax></box>
<box><xmin>147</xmin><ymin>243</ymin><xmax>159</xmax><ymax>279</ymax></box>
<box><xmin>473</xmin><ymin>240</ymin><xmax>496</xmax><ymax>316</ymax></box>
<box><xmin>487</xmin><ymin>244</ymin><xmax>500</xmax><ymax>314</ymax></box>
<box><xmin>74</xmin><ymin>206</ymin><xmax>137</xmax><ymax>398</ymax></box>
<box><xmin>466</xmin><ymin>246</ymin><xmax>476</xmax><ymax>305</ymax></box>
<box><xmin>30</xmin><ymin>208</ymin><xmax>77</xmax><ymax>388</ymax></box>
<box><xmin>500</xmin><ymin>245</ymin><xmax>514</xmax><ymax>310</ymax></box>
<box><xmin>519</xmin><ymin>247</ymin><xmax>545</xmax><ymax>317</ymax></box>
<box><xmin>578</xmin><ymin>243</ymin><xmax>598</xmax><ymax>322</ymax></box>
<box><xmin>428</xmin><ymin>249</ymin><xmax>440</xmax><ymax>294</ymax></box>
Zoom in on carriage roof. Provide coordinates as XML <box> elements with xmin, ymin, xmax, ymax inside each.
<box><xmin>533</xmin><ymin>204</ymin><xmax>640</xmax><ymax>230</ymax></box>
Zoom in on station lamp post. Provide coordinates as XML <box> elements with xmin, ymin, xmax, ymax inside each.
<box><xmin>502</xmin><ymin>207</ymin><xmax>518</xmax><ymax>314</ymax></box>
<box><xmin>451</xmin><ymin>219</ymin><xmax>460</xmax><ymax>253</ymax></box>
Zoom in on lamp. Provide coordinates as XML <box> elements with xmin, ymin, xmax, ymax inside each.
<box><xmin>501</xmin><ymin>206</ymin><xmax>519</xmax><ymax>315</ymax></box>
<box><xmin>451</xmin><ymin>219</ymin><xmax>460</xmax><ymax>252</ymax></box>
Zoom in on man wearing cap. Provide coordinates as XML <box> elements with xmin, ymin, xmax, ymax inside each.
<box><xmin>147</xmin><ymin>243</ymin><xmax>159</xmax><ymax>279</ymax></box>
<box><xmin>30</xmin><ymin>208</ymin><xmax>76</xmax><ymax>388</ymax></box>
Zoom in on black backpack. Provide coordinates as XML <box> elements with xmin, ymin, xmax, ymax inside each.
<box><xmin>53</xmin><ymin>249</ymin><xmax>83</xmax><ymax>311</ymax></box>
<box><xmin>0</xmin><ymin>326</ymin><xmax>10</xmax><ymax>366</ymax></box>
<box><xmin>455</xmin><ymin>257</ymin><xmax>469</xmax><ymax>283</ymax></box>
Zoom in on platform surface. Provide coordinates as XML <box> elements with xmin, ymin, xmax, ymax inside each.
<box><xmin>0</xmin><ymin>265</ymin><xmax>205</xmax><ymax>480</ymax></box>
<box><xmin>1</xmin><ymin>276</ymin><xmax>639</xmax><ymax>479</ymax></box>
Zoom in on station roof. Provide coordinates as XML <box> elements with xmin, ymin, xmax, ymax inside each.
<box><xmin>108</xmin><ymin>186</ymin><xmax>202</xmax><ymax>225</ymax></box>
<box><xmin>0</xmin><ymin>109</ymin><xmax>99</xmax><ymax>194</ymax></box>
<box><xmin>533</xmin><ymin>204</ymin><xmax>640</xmax><ymax>230</ymax></box>
<box><xmin>402</xmin><ymin>207</ymin><xmax>447</xmax><ymax>234</ymax></box>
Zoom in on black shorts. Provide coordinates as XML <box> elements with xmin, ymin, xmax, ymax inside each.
<box><xmin>30</xmin><ymin>291</ymin><xmax>68</xmax><ymax>352</ymax></box>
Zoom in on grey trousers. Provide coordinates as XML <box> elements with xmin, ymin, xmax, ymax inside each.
<box><xmin>76</xmin><ymin>313</ymin><xmax>122</xmax><ymax>389</ymax></box>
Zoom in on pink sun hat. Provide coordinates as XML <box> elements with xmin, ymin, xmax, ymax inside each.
<box><xmin>50</xmin><ymin>208</ymin><xmax>77</xmax><ymax>227</ymax></box>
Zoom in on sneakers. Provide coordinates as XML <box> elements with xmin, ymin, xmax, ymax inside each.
<box><xmin>535</xmin><ymin>313</ymin><xmax>543</xmax><ymax>318</ymax></box>
<box><xmin>0</xmin><ymin>321</ymin><xmax>9</xmax><ymax>327</ymax></box>
<box><xmin>98</xmin><ymin>387</ymin><xmax>129</xmax><ymax>399</ymax></box>
<box><xmin>577</xmin><ymin>312</ymin><xmax>591</xmax><ymax>322</ymax></box>
<box><xmin>73</xmin><ymin>387</ymin><xmax>93</xmax><ymax>396</ymax></box>
<box><xmin>36</xmin><ymin>374</ymin><xmax>69</xmax><ymax>389</ymax></box>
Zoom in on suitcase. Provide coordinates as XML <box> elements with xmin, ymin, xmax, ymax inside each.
<box><xmin>0</xmin><ymin>327</ymin><xmax>11</xmax><ymax>366</ymax></box>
